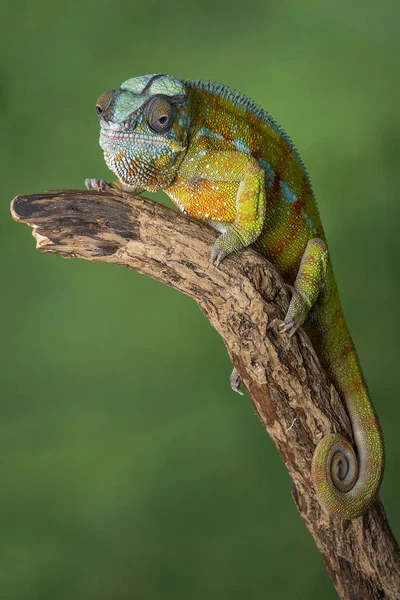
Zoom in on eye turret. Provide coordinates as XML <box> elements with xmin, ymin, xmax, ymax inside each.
<box><xmin>146</xmin><ymin>96</ymin><xmax>175</xmax><ymax>133</ymax></box>
<box><xmin>95</xmin><ymin>90</ymin><xmax>115</xmax><ymax>118</ymax></box>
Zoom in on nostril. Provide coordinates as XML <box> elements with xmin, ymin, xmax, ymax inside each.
<box><xmin>96</xmin><ymin>105</ymin><xmax>103</xmax><ymax>116</ymax></box>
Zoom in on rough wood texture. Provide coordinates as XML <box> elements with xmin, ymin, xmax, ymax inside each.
<box><xmin>11</xmin><ymin>189</ymin><xmax>400</xmax><ymax>599</ymax></box>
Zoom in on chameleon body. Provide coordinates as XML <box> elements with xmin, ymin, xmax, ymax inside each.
<box><xmin>86</xmin><ymin>74</ymin><xmax>384</xmax><ymax>518</ymax></box>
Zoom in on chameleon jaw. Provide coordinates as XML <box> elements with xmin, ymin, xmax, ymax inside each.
<box><xmin>100</xmin><ymin>130</ymin><xmax>186</xmax><ymax>153</ymax></box>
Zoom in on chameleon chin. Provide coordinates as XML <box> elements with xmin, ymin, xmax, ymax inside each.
<box><xmin>86</xmin><ymin>73</ymin><xmax>384</xmax><ymax>519</ymax></box>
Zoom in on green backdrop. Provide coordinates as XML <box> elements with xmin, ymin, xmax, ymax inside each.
<box><xmin>2</xmin><ymin>1</ymin><xmax>399</xmax><ymax>598</ymax></box>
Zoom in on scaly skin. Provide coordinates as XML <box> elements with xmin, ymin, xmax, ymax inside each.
<box><xmin>86</xmin><ymin>74</ymin><xmax>384</xmax><ymax>518</ymax></box>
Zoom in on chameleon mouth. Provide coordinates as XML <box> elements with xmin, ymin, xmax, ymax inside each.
<box><xmin>100</xmin><ymin>130</ymin><xmax>169</xmax><ymax>144</ymax></box>
<box><xmin>100</xmin><ymin>129</ymin><xmax>137</xmax><ymax>140</ymax></box>
<box><xmin>100</xmin><ymin>130</ymin><xmax>185</xmax><ymax>152</ymax></box>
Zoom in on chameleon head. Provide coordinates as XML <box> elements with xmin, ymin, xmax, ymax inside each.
<box><xmin>96</xmin><ymin>74</ymin><xmax>190</xmax><ymax>190</ymax></box>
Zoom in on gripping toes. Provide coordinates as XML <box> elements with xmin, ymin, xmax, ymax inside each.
<box><xmin>280</xmin><ymin>319</ymin><xmax>301</xmax><ymax>337</ymax></box>
<box><xmin>279</xmin><ymin>288</ymin><xmax>309</xmax><ymax>337</ymax></box>
<box><xmin>280</xmin><ymin>238</ymin><xmax>328</xmax><ymax>337</ymax></box>
<box><xmin>230</xmin><ymin>368</ymin><xmax>244</xmax><ymax>395</ymax></box>
<box><xmin>210</xmin><ymin>229</ymin><xmax>245</xmax><ymax>266</ymax></box>
<box><xmin>85</xmin><ymin>178</ymin><xmax>112</xmax><ymax>192</ymax></box>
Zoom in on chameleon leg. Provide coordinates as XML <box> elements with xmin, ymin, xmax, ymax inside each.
<box><xmin>230</xmin><ymin>238</ymin><xmax>327</xmax><ymax>393</ymax></box>
<box><xmin>211</xmin><ymin>162</ymin><xmax>266</xmax><ymax>265</ymax></box>
<box><xmin>280</xmin><ymin>237</ymin><xmax>328</xmax><ymax>337</ymax></box>
<box><xmin>173</xmin><ymin>151</ymin><xmax>267</xmax><ymax>266</ymax></box>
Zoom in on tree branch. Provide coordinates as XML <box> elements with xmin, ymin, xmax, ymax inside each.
<box><xmin>11</xmin><ymin>188</ymin><xmax>400</xmax><ymax>600</ymax></box>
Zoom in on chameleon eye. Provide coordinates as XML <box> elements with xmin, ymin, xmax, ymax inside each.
<box><xmin>95</xmin><ymin>90</ymin><xmax>115</xmax><ymax>117</ymax></box>
<box><xmin>146</xmin><ymin>96</ymin><xmax>174</xmax><ymax>133</ymax></box>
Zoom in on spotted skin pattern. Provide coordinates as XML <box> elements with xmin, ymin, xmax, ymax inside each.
<box><xmin>86</xmin><ymin>74</ymin><xmax>384</xmax><ymax>519</ymax></box>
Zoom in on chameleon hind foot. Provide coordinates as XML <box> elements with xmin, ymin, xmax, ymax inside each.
<box><xmin>280</xmin><ymin>288</ymin><xmax>310</xmax><ymax>337</ymax></box>
<box><xmin>230</xmin><ymin>367</ymin><xmax>244</xmax><ymax>395</ymax></box>
<box><xmin>280</xmin><ymin>238</ymin><xmax>328</xmax><ymax>337</ymax></box>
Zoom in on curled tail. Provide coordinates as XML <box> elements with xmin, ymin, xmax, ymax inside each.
<box><xmin>310</xmin><ymin>309</ymin><xmax>385</xmax><ymax>518</ymax></box>
<box><xmin>311</xmin><ymin>390</ymin><xmax>384</xmax><ymax>518</ymax></box>
<box><xmin>281</xmin><ymin>236</ymin><xmax>384</xmax><ymax>518</ymax></box>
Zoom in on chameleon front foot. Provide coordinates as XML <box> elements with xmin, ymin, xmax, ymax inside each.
<box><xmin>210</xmin><ymin>229</ymin><xmax>245</xmax><ymax>266</ymax></box>
<box><xmin>230</xmin><ymin>368</ymin><xmax>244</xmax><ymax>395</ymax></box>
<box><xmin>85</xmin><ymin>178</ymin><xmax>114</xmax><ymax>192</ymax></box>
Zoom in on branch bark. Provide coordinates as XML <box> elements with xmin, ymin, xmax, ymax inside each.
<box><xmin>11</xmin><ymin>188</ymin><xmax>400</xmax><ymax>600</ymax></box>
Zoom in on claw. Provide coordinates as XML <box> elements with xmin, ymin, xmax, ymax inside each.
<box><xmin>210</xmin><ymin>247</ymin><xmax>227</xmax><ymax>267</ymax></box>
<box><xmin>279</xmin><ymin>320</ymin><xmax>299</xmax><ymax>337</ymax></box>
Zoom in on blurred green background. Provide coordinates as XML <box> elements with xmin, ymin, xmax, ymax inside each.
<box><xmin>1</xmin><ymin>0</ymin><xmax>399</xmax><ymax>598</ymax></box>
